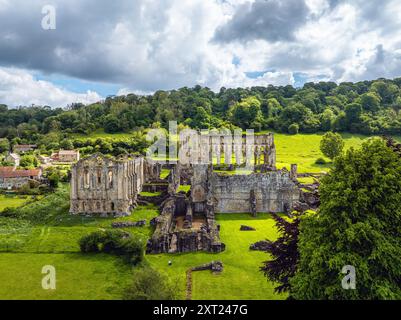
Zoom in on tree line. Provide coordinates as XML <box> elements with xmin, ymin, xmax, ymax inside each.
<box><xmin>2</xmin><ymin>78</ymin><xmax>401</xmax><ymax>142</ymax></box>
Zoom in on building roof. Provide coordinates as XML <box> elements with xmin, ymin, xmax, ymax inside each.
<box><xmin>59</xmin><ymin>150</ymin><xmax>79</xmax><ymax>155</ymax></box>
<box><xmin>14</xmin><ymin>144</ymin><xmax>37</xmax><ymax>148</ymax></box>
<box><xmin>0</xmin><ymin>167</ymin><xmax>41</xmax><ymax>178</ymax></box>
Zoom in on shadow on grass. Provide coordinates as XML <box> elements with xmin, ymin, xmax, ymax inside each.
<box><xmin>216</xmin><ymin>213</ymin><xmax>277</xmax><ymax>221</ymax></box>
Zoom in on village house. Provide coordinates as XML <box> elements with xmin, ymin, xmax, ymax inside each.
<box><xmin>13</xmin><ymin>144</ymin><xmax>37</xmax><ymax>153</ymax></box>
<box><xmin>5</xmin><ymin>153</ymin><xmax>20</xmax><ymax>167</ymax></box>
<box><xmin>51</xmin><ymin>150</ymin><xmax>80</xmax><ymax>163</ymax></box>
<box><xmin>0</xmin><ymin>167</ymin><xmax>42</xmax><ymax>190</ymax></box>
<box><xmin>38</xmin><ymin>155</ymin><xmax>51</xmax><ymax>165</ymax></box>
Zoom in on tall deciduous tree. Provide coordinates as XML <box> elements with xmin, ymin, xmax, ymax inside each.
<box><xmin>320</xmin><ymin>132</ymin><xmax>344</xmax><ymax>160</ymax></box>
<box><xmin>291</xmin><ymin>139</ymin><xmax>401</xmax><ymax>299</ymax></box>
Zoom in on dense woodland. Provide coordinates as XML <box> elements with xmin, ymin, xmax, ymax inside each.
<box><xmin>2</xmin><ymin>78</ymin><xmax>401</xmax><ymax>152</ymax></box>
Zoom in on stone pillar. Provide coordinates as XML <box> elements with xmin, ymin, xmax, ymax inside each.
<box><xmin>290</xmin><ymin>164</ymin><xmax>298</xmax><ymax>179</ymax></box>
<box><xmin>268</xmin><ymin>133</ymin><xmax>277</xmax><ymax>169</ymax></box>
<box><xmin>224</xmin><ymin>143</ymin><xmax>232</xmax><ymax>165</ymax></box>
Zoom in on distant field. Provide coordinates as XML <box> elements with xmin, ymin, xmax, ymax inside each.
<box><xmin>70</xmin><ymin>130</ymin><xmax>138</xmax><ymax>141</ymax></box>
<box><xmin>70</xmin><ymin>129</ymin><xmax>385</xmax><ymax>173</ymax></box>
<box><xmin>274</xmin><ymin>132</ymin><xmax>373</xmax><ymax>173</ymax></box>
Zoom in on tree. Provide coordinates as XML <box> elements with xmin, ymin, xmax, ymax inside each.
<box><xmin>290</xmin><ymin>139</ymin><xmax>401</xmax><ymax>299</ymax></box>
<box><xmin>359</xmin><ymin>92</ymin><xmax>380</xmax><ymax>112</ymax></box>
<box><xmin>123</xmin><ymin>268</ymin><xmax>177</xmax><ymax>300</ymax></box>
<box><xmin>345</xmin><ymin>103</ymin><xmax>362</xmax><ymax>130</ymax></box>
<box><xmin>48</xmin><ymin>172</ymin><xmax>60</xmax><ymax>188</ymax></box>
<box><xmin>0</xmin><ymin>138</ymin><xmax>10</xmax><ymax>153</ymax></box>
<box><xmin>320</xmin><ymin>132</ymin><xmax>344</xmax><ymax>160</ymax></box>
<box><xmin>288</xmin><ymin>123</ymin><xmax>299</xmax><ymax>135</ymax></box>
<box><xmin>19</xmin><ymin>155</ymin><xmax>38</xmax><ymax>168</ymax></box>
<box><xmin>261</xmin><ymin>213</ymin><xmax>301</xmax><ymax>294</ymax></box>
<box><xmin>60</xmin><ymin>139</ymin><xmax>74</xmax><ymax>150</ymax></box>
<box><xmin>104</xmin><ymin>114</ymin><xmax>121</xmax><ymax>133</ymax></box>
<box><xmin>320</xmin><ymin>109</ymin><xmax>335</xmax><ymax>131</ymax></box>
<box><xmin>228</xmin><ymin>96</ymin><xmax>264</xmax><ymax>130</ymax></box>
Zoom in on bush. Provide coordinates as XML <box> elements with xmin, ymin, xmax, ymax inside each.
<box><xmin>123</xmin><ymin>268</ymin><xmax>177</xmax><ymax>300</ymax></box>
<box><xmin>315</xmin><ymin>157</ymin><xmax>326</xmax><ymax>165</ymax></box>
<box><xmin>79</xmin><ymin>231</ymin><xmax>104</xmax><ymax>253</ymax></box>
<box><xmin>118</xmin><ymin>237</ymin><xmax>144</xmax><ymax>265</ymax></box>
<box><xmin>288</xmin><ymin>123</ymin><xmax>299</xmax><ymax>135</ymax></box>
<box><xmin>79</xmin><ymin>230</ymin><xmax>143</xmax><ymax>265</ymax></box>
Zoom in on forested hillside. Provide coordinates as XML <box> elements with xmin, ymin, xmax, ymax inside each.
<box><xmin>2</xmin><ymin>78</ymin><xmax>401</xmax><ymax>142</ymax></box>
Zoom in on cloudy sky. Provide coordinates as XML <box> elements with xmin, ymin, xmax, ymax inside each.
<box><xmin>0</xmin><ymin>0</ymin><xmax>401</xmax><ymax>107</ymax></box>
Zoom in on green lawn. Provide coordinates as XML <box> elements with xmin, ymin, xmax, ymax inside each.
<box><xmin>146</xmin><ymin>213</ymin><xmax>285</xmax><ymax>300</ymax></box>
<box><xmin>0</xmin><ymin>253</ymin><xmax>132</xmax><ymax>300</ymax></box>
<box><xmin>0</xmin><ymin>195</ymin><xmax>31</xmax><ymax>212</ymax></box>
<box><xmin>0</xmin><ymin>203</ymin><xmax>158</xmax><ymax>300</ymax></box>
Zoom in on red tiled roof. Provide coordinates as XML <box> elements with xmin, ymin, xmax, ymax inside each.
<box><xmin>0</xmin><ymin>167</ymin><xmax>41</xmax><ymax>178</ymax></box>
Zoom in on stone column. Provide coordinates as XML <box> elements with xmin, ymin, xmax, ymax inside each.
<box><xmin>290</xmin><ymin>164</ymin><xmax>298</xmax><ymax>179</ymax></box>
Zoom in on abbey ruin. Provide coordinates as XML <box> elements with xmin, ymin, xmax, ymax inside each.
<box><xmin>70</xmin><ymin>132</ymin><xmax>304</xmax><ymax>254</ymax></box>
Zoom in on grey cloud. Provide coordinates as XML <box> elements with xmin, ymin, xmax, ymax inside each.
<box><xmin>0</xmin><ymin>0</ymin><xmax>184</xmax><ymax>90</ymax></box>
<box><xmin>213</xmin><ymin>0</ymin><xmax>310</xmax><ymax>43</ymax></box>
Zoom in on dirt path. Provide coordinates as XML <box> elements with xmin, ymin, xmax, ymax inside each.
<box><xmin>186</xmin><ymin>268</ymin><xmax>193</xmax><ymax>300</ymax></box>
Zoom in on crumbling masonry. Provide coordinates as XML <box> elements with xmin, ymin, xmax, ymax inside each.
<box><xmin>70</xmin><ymin>133</ymin><xmax>302</xmax><ymax>254</ymax></box>
<box><xmin>70</xmin><ymin>154</ymin><xmax>147</xmax><ymax>217</ymax></box>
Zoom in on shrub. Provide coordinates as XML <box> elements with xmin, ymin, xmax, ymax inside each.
<box><xmin>79</xmin><ymin>230</ymin><xmax>143</xmax><ymax>265</ymax></box>
<box><xmin>79</xmin><ymin>231</ymin><xmax>104</xmax><ymax>253</ymax></box>
<box><xmin>288</xmin><ymin>123</ymin><xmax>299</xmax><ymax>135</ymax></box>
<box><xmin>118</xmin><ymin>237</ymin><xmax>144</xmax><ymax>265</ymax></box>
<box><xmin>315</xmin><ymin>157</ymin><xmax>326</xmax><ymax>165</ymax></box>
<box><xmin>123</xmin><ymin>268</ymin><xmax>177</xmax><ymax>300</ymax></box>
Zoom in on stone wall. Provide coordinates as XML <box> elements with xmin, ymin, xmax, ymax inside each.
<box><xmin>70</xmin><ymin>154</ymin><xmax>146</xmax><ymax>217</ymax></box>
<box><xmin>211</xmin><ymin>171</ymin><xmax>300</xmax><ymax>213</ymax></box>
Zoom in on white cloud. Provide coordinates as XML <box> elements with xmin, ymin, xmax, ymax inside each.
<box><xmin>0</xmin><ymin>0</ymin><xmax>400</xmax><ymax>107</ymax></box>
<box><xmin>0</xmin><ymin>68</ymin><xmax>102</xmax><ymax>107</ymax></box>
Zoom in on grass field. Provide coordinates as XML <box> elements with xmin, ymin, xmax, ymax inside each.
<box><xmin>0</xmin><ymin>253</ymin><xmax>132</xmax><ymax>300</ymax></box>
<box><xmin>0</xmin><ymin>131</ymin><xmax>392</xmax><ymax>299</ymax></box>
<box><xmin>146</xmin><ymin>213</ymin><xmax>285</xmax><ymax>300</ymax></box>
<box><xmin>274</xmin><ymin>132</ymin><xmax>373</xmax><ymax>173</ymax></box>
<box><xmin>0</xmin><ymin>197</ymin><xmax>283</xmax><ymax>300</ymax></box>
<box><xmin>0</xmin><ymin>195</ymin><xmax>31</xmax><ymax>211</ymax></box>
<box><xmin>69</xmin><ymin>130</ymin><xmax>381</xmax><ymax>173</ymax></box>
